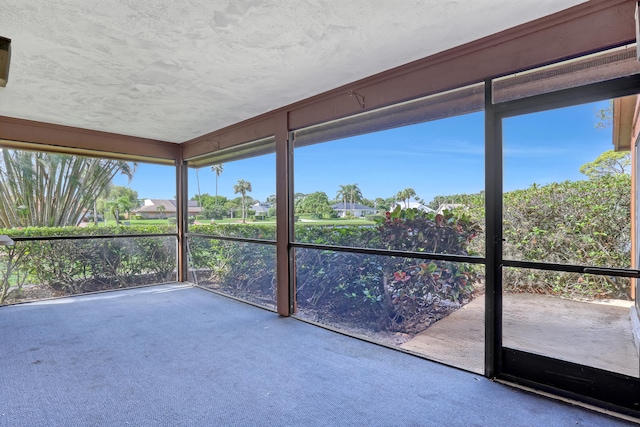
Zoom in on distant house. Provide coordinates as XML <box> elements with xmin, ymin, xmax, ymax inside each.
<box><xmin>133</xmin><ymin>199</ymin><xmax>202</xmax><ymax>219</ymax></box>
<box><xmin>390</xmin><ymin>201</ymin><xmax>435</xmax><ymax>213</ymax></box>
<box><xmin>435</xmin><ymin>203</ymin><xmax>464</xmax><ymax>214</ymax></box>
<box><xmin>252</xmin><ymin>202</ymin><xmax>270</xmax><ymax>216</ymax></box>
<box><xmin>391</xmin><ymin>202</ymin><xmax>463</xmax><ymax>215</ymax></box>
<box><xmin>331</xmin><ymin>203</ymin><xmax>377</xmax><ymax>218</ymax></box>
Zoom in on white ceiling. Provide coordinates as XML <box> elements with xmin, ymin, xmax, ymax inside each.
<box><xmin>0</xmin><ymin>0</ymin><xmax>586</xmax><ymax>143</ymax></box>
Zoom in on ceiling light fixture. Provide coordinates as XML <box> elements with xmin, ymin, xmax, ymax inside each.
<box><xmin>0</xmin><ymin>36</ymin><xmax>11</xmax><ymax>88</ymax></box>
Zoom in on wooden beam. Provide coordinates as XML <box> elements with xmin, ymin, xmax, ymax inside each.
<box><xmin>0</xmin><ymin>116</ymin><xmax>178</xmax><ymax>162</ymax></box>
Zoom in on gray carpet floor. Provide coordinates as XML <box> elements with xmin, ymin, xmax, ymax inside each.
<box><xmin>0</xmin><ymin>283</ymin><xmax>635</xmax><ymax>426</ymax></box>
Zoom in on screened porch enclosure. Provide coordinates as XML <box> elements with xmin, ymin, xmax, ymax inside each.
<box><xmin>1</xmin><ymin>1</ymin><xmax>640</xmax><ymax>422</ymax></box>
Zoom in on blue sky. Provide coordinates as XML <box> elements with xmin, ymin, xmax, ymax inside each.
<box><xmin>114</xmin><ymin>99</ymin><xmax>613</xmax><ymax>204</ymax></box>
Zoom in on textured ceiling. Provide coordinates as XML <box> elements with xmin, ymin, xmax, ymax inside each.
<box><xmin>0</xmin><ymin>0</ymin><xmax>586</xmax><ymax>143</ymax></box>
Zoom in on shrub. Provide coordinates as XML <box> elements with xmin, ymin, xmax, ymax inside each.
<box><xmin>502</xmin><ymin>175</ymin><xmax>631</xmax><ymax>299</ymax></box>
<box><xmin>433</xmin><ymin>175</ymin><xmax>632</xmax><ymax>299</ymax></box>
<box><xmin>0</xmin><ymin>225</ymin><xmax>176</xmax><ymax>304</ymax></box>
<box><xmin>294</xmin><ymin>207</ymin><xmax>483</xmax><ymax>333</ymax></box>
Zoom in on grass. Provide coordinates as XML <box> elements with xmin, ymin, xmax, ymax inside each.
<box><xmin>90</xmin><ymin>219</ymin><xmax>170</xmax><ymax>226</ymax></box>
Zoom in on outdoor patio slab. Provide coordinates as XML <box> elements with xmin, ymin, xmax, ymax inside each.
<box><xmin>402</xmin><ymin>293</ymin><xmax>639</xmax><ymax>377</ymax></box>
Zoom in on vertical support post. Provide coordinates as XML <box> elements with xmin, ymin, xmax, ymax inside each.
<box><xmin>631</xmin><ymin>136</ymin><xmax>637</xmax><ymax>301</ymax></box>
<box><xmin>176</xmin><ymin>154</ymin><xmax>189</xmax><ymax>282</ymax></box>
<box><xmin>275</xmin><ymin>112</ymin><xmax>293</xmax><ymax>316</ymax></box>
<box><xmin>484</xmin><ymin>79</ymin><xmax>503</xmax><ymax>378</ymax></box>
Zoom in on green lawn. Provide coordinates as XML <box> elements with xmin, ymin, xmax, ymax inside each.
<box><xmin>91</xmin><ymin>219</ymin><xmax>170</xmax><ymax>226</ymax></box>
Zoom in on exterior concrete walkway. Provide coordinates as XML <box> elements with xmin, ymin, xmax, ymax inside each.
<box><xmin>402</xmin><ymin>293</ymin><xmax>639</xmax><ymax>377</ymax></box>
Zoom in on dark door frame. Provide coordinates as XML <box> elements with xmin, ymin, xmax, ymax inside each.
<box><xmin>484</xmin><ymin>74</ymin><xmax>640</xmax><ymax>417</ymax></box>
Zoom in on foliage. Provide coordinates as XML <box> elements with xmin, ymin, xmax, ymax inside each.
<box><xmin>295</xmin><ymin>208</ymin><xmax>483</xmax><ymax>332</ymax></box>
<box><xmin>579</xmin><ymin>150</ymin><xmax>630</xmax><ymax>178</ymax></box>
<box><xmin>188</xmin><ymin>224</ymin><xmax>276</xmax><ymax>307</ymax></box>
<box><xmin>395</xmin><ymin>188</ymin><xmax>417</xmax><ymax>208</ymax></box>
<box><xmin>188</xmin><ymin>237</ymin><xmax>276</xmax><ymax>307</ymax></box>
<box><xmin>0</xmin><ymin>224</ymin><xmax>176</xmax><ymax>304</ymax></box>
<box><xmin>155</xmin><ymin>204</ymin><xmax>166</xmax><ymax>219</ymax></box>
<box><xmin>427</xmin><ymin>192</ymin><xmax>485</xmax><ymax>212</ymax></box>
<box><xmin>429</xmin><ymin>174</ymin><xmax>632</xmax><ymax>299</ymax></box>
<box><xmin>102</xmin><ymin>186</ymin><xmax>141</xmax><ymax>224</ymax></box>
<box><xmin>190</xmin><ymin>224</ymin><xmax>276</xmax><ymax>241</ymax></box>
<box><xmin>336</xmin><ymin>184</ymin><xmax>363</xmax><ymax>210</ymax></box>
<box><xmin>0</xmin><ymin>150</ymin><xmax>136</xmax><ymax>228</ymax></box>
<box><xmin>297</xmin><ymin>191</ymin><xmax>334</xmax><ymax>216</ymax></box>
<box><xmin>193</xmin><ymin>194</ymin><xmax>228</xmax><ymax>219</ymax></box>
<box><xmin>211</xmin><ymin>164</ymin><xmax>224</xmax><ymax>199</ymax></box>
<box><xmin>233</xmin><ymin>180</ymin><xmax>252</xmax><ymax>223</ymax></box>
<box><xmin>503</xmin><ymin>175</ymin><xmax>631</xmax><ymax>299</ymax></box>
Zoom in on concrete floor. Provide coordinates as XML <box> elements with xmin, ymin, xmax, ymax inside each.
<box><xmin>402</xmin><ymin>293</ymin><xmax>640</xmax><ymax>377</ymax></box>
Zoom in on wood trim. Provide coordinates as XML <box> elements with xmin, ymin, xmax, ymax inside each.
<box><xmin>0</xmin><ymin>116</ymin><xmax>178</xmax><ymax>162</ymax></box>
<box><xmin>182</xmin><ymin>116</ymin><xmax>275</xmax><ymax>160</ymax></box>
<box><xmin>176</xmin><ymin>157</ymin><xmax>189</xmax><ymax>282</ymax></box>
<box><xmin>288</xmin><ymin>0</ymin><xmax>635</xmax><ymax>130</ymax></box>
<box><xmin>274</xmin><ymin>111</ymin><xmax>291</xmax><ymax>316</ymax></box>
<box><xmin>182</xmin><ymin>0</ymin><xmax>635</xmax><ymax>158</ymax></box>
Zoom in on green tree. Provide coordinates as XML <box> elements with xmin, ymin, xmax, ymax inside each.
<box><xmin>105</xmin><ymin>195</ymin><xmax>136</xmax><ymax>225</ymax></box>
<box><xmin>107</xmin><ymin>186</ymin><xmax>140</xmax><ymax>219</ymax></box>
<box><xmin>92</xmin><ymin>182</ymin><xmax>113</xmax><ymax>225</ymax></box>
<box><xmin>0</xmin><ymin>150</ymin><xmax>136</xmax><ymax>228</ymax></box>
<box><xmin>156</xmin><ymin>204</ymin><xmax>166</xmax><ymax>219</ymax></box>
<box><xmin>298</xmin><ymin>191</ymin><xmax>333</xmax><ymax>216</ymax></box>
<box><xmin>224</xmin><ymin>199</ymin><xmax>241</xmax><ymax>219</ymax></box>
<box><xmin>396</xmin><ymin>188</ymin><xmax>417</xmax><ymax>208</ymax></box>
<box><xmin>427</xmin><ymin>192</ymin><xmax>485</xmax><ymax>212</ymax></box>
<box><xmin>336</xmin><ymin>184</ymin><xmax>363</xmax><ymax>216</ymax></box>
<box><xmin>594</xmin><ymin>100</ymin><xmax>613</xmax><ymax>130</ymax></box>
<box><xmin>233</xmin><ymin>179</ymin><xmax>252</xmax><ymax>223</ymax></box>
<box><xmin>579</xmin><ymin>150</ymin><xmax>631</xmax><ymax>178</ymax></box>
<box><xmin>193</xmin><ymin>194</ymin><xmax>229</xmax><ymax>219</ymax></box>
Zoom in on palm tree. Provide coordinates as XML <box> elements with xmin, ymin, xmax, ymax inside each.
<box><xmin>93</xmin><ymin>182</ymin><xmax>113</xmax><ymax>226</ymax></box>
<box><xmin>156</xmin><ymin>204</ymin><xmax>166</xmax><ymax>219</ymax></box>
<box><xmin>396</xmin><ymin>188</ymin><xmax>417</xmax><ymax>209</ymax></box>
<box><xmin>336</xmin><ymin>185</ymin><xmax>348</xmax><ymax>217</ymax></box>
<box><xmin>211</xmin><ymin>164</ymin><xmax>224</xmax><ymax>200</ymax></box>
<box><xmin>336</xmin><ymin>184</ymin><xmax>362</xmax><ymax>217</ymax></box>
<box><xmin>0</xmin><ymin>150</ymin><xmax>136</xmax><ymax>228</ymax></box>
<box><xmin>233</xmin><ymin>179</ymin><xmax>252</xmax><ymax>223</ymax></box>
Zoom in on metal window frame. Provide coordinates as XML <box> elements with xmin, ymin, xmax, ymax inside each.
<box><xmin>487</xmin><ymin>72</ymin><xmax>640</xmax><ymax>417</ymax></box>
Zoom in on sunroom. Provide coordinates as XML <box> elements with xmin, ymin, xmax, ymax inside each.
<box><xmin>0</xmin><ymin>1</ymin><xmax>639</xmax><ymax>424</ymax></box>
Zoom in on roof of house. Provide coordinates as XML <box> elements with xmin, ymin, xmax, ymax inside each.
<box><xmin>251</xmin><ymin>203</ymin><xmax>269</xmax><ymax>213</ymax></box>
<box><xmin>331</xmin><ymin>203</ymin><xmax>376</xmax><ymax>211</ymax></box>
<box><xmin>391</xmin><ymin>202</ymin><xmax>435</xmax><ymax>213</ymax></box>
<box><xmin>134</xmin><ymin>199</ymin><xmax>202</xmax><ymax>214</ymax></box>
